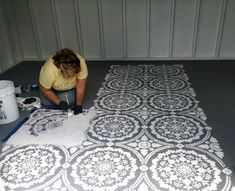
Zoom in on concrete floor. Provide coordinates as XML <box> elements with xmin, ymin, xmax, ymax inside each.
<box><xmin>0</xmin><ymin>60</ymin><xmax>235</xmax><ymax>190</ymax></box>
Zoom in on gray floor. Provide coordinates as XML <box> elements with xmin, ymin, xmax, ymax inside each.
<box><xmin>0</xmin><ymin>60</ymin><xmax>235</xmax><ymax>190</ymax></box>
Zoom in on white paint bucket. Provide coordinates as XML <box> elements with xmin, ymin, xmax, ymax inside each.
<box><xmin>0</xmin><ymin>80</ymin><xmax>19</xmax><ymax>124</ymax></box>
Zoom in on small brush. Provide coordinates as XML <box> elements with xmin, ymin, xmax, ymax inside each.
<box><xmin>65</xmin><ymin>94</ymin><xmax>73</xmax><ymax>117</ymax></box>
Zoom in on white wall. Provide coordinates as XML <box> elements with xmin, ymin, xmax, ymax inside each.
<box><xmin>0</xmin><ymin>0</ymin><xmax>235</xmax><ymax>73</ymax></box>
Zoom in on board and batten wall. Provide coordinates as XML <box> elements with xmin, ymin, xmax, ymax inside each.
<box><xmin>0</xmin><ymin>0</ymin><xmax>235</xmax><ymax>73</ymax></box>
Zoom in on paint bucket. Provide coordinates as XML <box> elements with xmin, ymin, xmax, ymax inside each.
<box><xmin>0</xmin><ymin>80</ymin><xmax>19</xmax><ymax>124</ymax></box>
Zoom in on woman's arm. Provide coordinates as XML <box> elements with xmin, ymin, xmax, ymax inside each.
<box><xmin>39</xmin><ymin>83</ymin><xmax>61</xmax><ymax>105</ymax></box>
<box><xmin>75</xmin><ymin>78</ymin><xmax>87</xmax><ymax>106</ymax></box>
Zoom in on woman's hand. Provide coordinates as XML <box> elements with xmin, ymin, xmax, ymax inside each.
<box><xmin>58</xmin><ymin>101</ymin><xmax>69</xmax><ymax>111</ymax></box>
<box><xmin>73</xmin><ymin>105</ymin><xmax>82</xmax><ymax>115</ymax></box>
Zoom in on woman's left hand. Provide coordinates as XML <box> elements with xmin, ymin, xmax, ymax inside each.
<box><xmin>73</xmin><ymin>105</ymin><xmax>82</xmax><ymax>115</ymax></box>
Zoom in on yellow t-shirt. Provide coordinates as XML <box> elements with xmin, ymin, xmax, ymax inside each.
<box><xmin>39</xmin><ymin>54</ymin><xmax>88</xmax><ymax>91</ymax></box>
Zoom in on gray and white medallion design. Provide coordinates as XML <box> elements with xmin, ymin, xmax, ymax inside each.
<box><xmin>95</xmin><ymin>93</ymin><xmax>143</xmax><ymax>111</ymax></box>
<box><xmin>26</xmin><ymin>110</ymin><xmax>66</xmax><ymax>136</ymax></box>
<box><xmin>1</xmin><ymin>64</ymin><xmax>234</xmax><ymax>191</ymax></box>
<box><xmin>148</xmin><ymin>148</ymin><xmax>229</xmax><ymax>191</ymax></box>
<box><xmin>68</xmin><ymin>146</ymin><xmax>139</xmax><ymax>191</ymax></box>
<box><xmin>148</xmin><ymin>93</ymin><xmax>198</xmax><ymax>112</ymax></box>
<box><xmin>147</xmin><ymin>78</ymin><xmax>190</xmax><ymax>92</ymax></box>
<box><xmin>104</xmin><ymin>78</ymin><xmax>144</xmax><ymax>91</ymax></box>
<box><xmin>110</xmin><ymin>65</ymin><xmax>144</xmax><ymax>76</ymax></box>
<box><xmin>88</xmin><ymin>113</ymin><xmax>142</xmax><ymax>142</ymax></box>
<box><xmin>147</xmin><ymin>115</ymin><xmax>209</xmax><ymax>144</ymax></box>
<box><xmin>0</xmin><ymin>145</ymin><xmax>65</xmax><ymax>190</ymax></box>
<box><xmin>148</xmin><ymin>65</ymin><xmax>183</xmax><ymax>76</ymax></box>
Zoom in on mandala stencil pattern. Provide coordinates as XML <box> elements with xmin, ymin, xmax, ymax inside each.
<box><xmin>88</xmin><ymin>114</ymin><xmax>142</xmax><ymax>142</ymax></box>
<box><xmin>148</xmin><ymin>93</ymin><xmax>197</xmax><ymax>112</ymax></box>
<box><xmin>147</xmin><ymin>115</ymin><xmax>208</xmax><ymax>144</ymax></box>
<box><xmin>0</xmin><ymin>145</ymin><xmax>64</xmax><ymax>190</ymax></box>
<box><xmin>95</xmin><ymin>93</ymin><xmax>143</xmax><ymax>111</ymax></box>
<box><xmin>147</xmin><ymin>78</ymin><xmax>190</xmax><ymax>91</ymax></box>
<box><xmin>149</xmin><ymin>149</ymin><xmax>222</xmax><ymax>191</ymax></box>
<box><xmin>28</xmin><ymin>111</ymin><xmax>66</xmax><ymax>136</ymax></box>
<box><xmin>104</xmin><ymin>78</ymin><xmax>144</xmax><ymax>91</ymax></box>
<box><xmin>69</xmin><ymin>147</ymin><xmax>138</xmax><ymax>191</ymax></box>
<box><xmin>0</xmin><ymin>64</ymin><xmax>234</xmax><ymax>191</ymax></box>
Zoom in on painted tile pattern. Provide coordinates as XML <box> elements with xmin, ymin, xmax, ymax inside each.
<box><xmin>0</xmin><ymin>64</ymin><xmax>234</xmax><ymax>191</ymax></box>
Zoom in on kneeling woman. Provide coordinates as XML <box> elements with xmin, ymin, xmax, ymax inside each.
<box><xmin>39</xmin><ymin>48</ymin><xmax>88</xmax><ymax>115</ymax></box>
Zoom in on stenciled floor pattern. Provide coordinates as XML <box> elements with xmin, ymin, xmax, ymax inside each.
<box><xmin>0</xmin><ymin>64</ymin><xmax>235</xmax><ymax>191</ymax></box>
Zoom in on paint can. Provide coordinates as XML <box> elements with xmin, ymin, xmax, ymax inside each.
<box><xmin>0</xmin><ymin>80</ymin><xmax>19</xmax><ymax>124</ymax></box>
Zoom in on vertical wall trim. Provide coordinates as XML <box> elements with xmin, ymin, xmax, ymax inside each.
<box><xmin>146</xmin><ymin>0</ymin><xmax>150</xmax><ymax>58</ymax></box>
<box><xmin>27</xmin><ymin>0</ymin><xmax>42</xmax><ymax>58</ymax></box>
<box><xmin>122</xmin><ymin>0</ymin><xmax>127</xmax><ymax>58</ymax></box>
<box><xmin>73</xmin><ymin>0</ymin><xmax>83</xmax><ymax>54</ymax></box>
<box><xmin>30</xmin><ymin>1</ymin><xmax>44</xmax><ymax>58</ymax></box>
<box><xmin>97</xmin><ymin>0</ymin><xmax>105</xmax><ymax>58</ymax></box>
<box><xmin>1</xmin><ymin>0</ymin><xmax>16</xmax><ymax>65</ymax></box>
<box><xmin>215</xmin><ymin>0</ymin><xmax>227</xmax><ymax>58</ymax></box>
<box><xmin>0</xmin><ymin>0</ymin><xmax>12</xmax><ymax>71</ymax></box>
<box><xmin>169</xmin><ymin>0</ymin><xmax>176</xmax><ymax>57</ymax></box>
<box><xmin>50</xmin><ymin>0</ymin><xmax>62</xmax><ymax>49</ymax></box>
<box><xmin>10</xmin><ymin>0</ymin><xmax>24</xmax><ymax>59</ymax></box>
<box><xmin>192</xmin><ymin>0</ymin><xmax>200</xmax><ymax>57</ymax></box>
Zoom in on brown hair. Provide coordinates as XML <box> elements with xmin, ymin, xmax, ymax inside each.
<box><xmin>53</xmin><ymin>48</ymin><xmax>80</xmax><ymax>72</ymax></box>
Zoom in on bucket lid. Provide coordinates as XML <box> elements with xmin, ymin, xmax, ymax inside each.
<box><xmin>0</xmin><ymin>80</ymin><xmax>15</xmax><ymax>97</ymax></box>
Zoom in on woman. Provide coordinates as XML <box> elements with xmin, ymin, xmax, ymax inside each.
<box><xmin>39</xmin><ymin>48</ymin><xmax>88</xmax><ymax>114</ymax></box>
